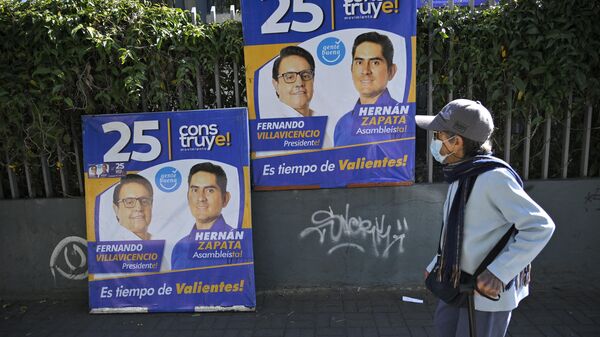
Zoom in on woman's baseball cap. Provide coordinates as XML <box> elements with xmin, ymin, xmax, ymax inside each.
<box><xmin>415</xmin><ymin>99</ymin><xmax>494</xmax><ymax>143</ymax></box>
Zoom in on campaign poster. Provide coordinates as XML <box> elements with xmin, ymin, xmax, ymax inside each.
<box><xmin>82</xmin><ymin>108</ymin><xmax>256</xmax><ymax>313</ymax></box>
<box><xmin>242</xmin><ymin>0</ymin><xmax>416</xmax><ymax>189</ymax></box>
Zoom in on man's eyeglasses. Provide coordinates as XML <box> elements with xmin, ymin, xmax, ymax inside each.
<box><xmin>117</xmin><ymin>197</ymin><xmax>153</xmax><ymax>208</ymax></box>
<box><xmin>278</xmin><ymin>70</ymin><xmax>314</xmax><ymax>83</ymax></box>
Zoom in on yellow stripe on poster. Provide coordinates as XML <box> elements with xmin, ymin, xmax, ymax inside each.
<box><xmin>243</xmin><ymin>43</ymin><xmax>298</xmax><ymax>120</ymax></box>
<box><xmin>168</xmin><ymin>118</ymin><xmax>172</xmax><ymax>161</ymax></box>
<box><xmin>331</xmin><ymin>0</ymin><xmax>335</xmax><ymax>30</ymax></box>
<box><xmin>91</xmin><ymin>262</ymin><xmax>256</xmax><ymax>281</ymax></box>
<box><xmin>408</xmin><ymin>36</ymin><xmax>417</xmax><ymax>103</ymax></box>
<box><xmin>84</xmin><ymin>176</ymin><xmax>121</xmax><ymax>242</ymax></box>
<box><xmin>253</xmin><ymin>136</ymin><xmax>416</xmax><ymax>159</ymax></box>
<box><xmin>241</xmin><ymin>166</ymin><xmax>253</xmax><ymax>229</ymax></box>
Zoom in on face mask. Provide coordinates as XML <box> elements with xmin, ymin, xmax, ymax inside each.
<box><xmin>430</xmin><ymin>136</ymin><xmax>455</xmax><ymax>164</ymax></box>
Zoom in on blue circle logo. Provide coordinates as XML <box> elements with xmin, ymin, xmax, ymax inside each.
<box><xmin>317</xmin><ymin>37</ymin><xmax>345</xmax><ymax>66</ymax></box>
<box><xmin>155</xmin><ymin>167</ymin><xmax>182</xmax><ymax>193</ymax></box>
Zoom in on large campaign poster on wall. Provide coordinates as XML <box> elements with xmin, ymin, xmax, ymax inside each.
<box><xmin>82</xmin><ymin>108</ymin><xmax>255</xmax><ymax>313</ymax></box>
<box><xmin>242</xmin><ymin>0</ymin><xmax>416</xmax><ymax>189</ymax></box>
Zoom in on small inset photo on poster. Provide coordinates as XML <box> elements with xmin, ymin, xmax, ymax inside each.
<box><xmin>88</xmin><ymin>164</ymin><xmax>98</xmax><ymax>178</ymax></box>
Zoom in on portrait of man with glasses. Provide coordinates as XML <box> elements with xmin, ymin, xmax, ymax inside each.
<box><xmin>271</xmin><ymin>45</ymin><xmax>316</xmax><ymax>118</ymax></box>
<box><xmin>110</xmin><ymin>174</ymin><xmax>154</xmax><ymax>241</ymax></box>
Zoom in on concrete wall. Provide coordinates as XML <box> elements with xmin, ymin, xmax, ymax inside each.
<box><xmin>1</xmin><ymin>179</ymin><xmax>598</xmax><ymax>298</ymax></box>
<box><xmin>0</xmin><ymin>198</ymin><xmax>88</xmax><ymax>298</ymax></box>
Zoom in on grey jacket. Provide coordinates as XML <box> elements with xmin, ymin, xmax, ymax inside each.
<box><xmin>427</xmin><ymin>167</ymin><xmax>555</xmax><ymax>311</ymax></box>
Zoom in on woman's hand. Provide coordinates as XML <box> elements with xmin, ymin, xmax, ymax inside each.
<box><xmin>476</xmin><ymin>269</ymin><xmax>503</xmax><ymax>300</ymax></box>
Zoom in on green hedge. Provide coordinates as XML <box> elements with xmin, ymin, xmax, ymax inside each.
<box><xmin>0</xmin><ymin>0</ymin><xmax>598</xmax><ymax>196</ymax></box>
<box><xmin>419</xmin><ymin>1</ymin><xmax>600</xmax><ymax>113</ymax></box>
<box><xmin>0</xmin><ymin>0</ymin><xmax>244</xmax><ymax>147</ymax></box>
<box><xmin>416</xmin><ymin>0</ymin><xmax>600</xmax><ymax>178</ymax></box>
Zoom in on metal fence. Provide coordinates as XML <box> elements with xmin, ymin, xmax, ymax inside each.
<box><xmin>421</xmin><ymin>0</ymin><xmax>597</xmax><ymax>183</ymax></box>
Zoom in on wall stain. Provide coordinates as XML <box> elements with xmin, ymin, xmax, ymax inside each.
<box><xmin>49</xmin><ymin>236</ymin><xmax>88</xmax><ymax>282</ymax></box>
<box><xmin>584</xmin><ymin>186</ymin><xmax>600</xmax><ymax>212</ymax></box>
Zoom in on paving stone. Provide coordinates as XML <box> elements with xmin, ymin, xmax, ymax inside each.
<box><xmin>300</xmin><ymin>329</ymin><xmax>316</xmax><ymax>337</ymax></box>
<box><xmin>346</xmin><ymin>327</ymin><xmax>362</xmax><ymax>337</ymax></box>
<box><xmin>133</xmin><ymin>330</ymin><xmax>165</xmax><ymax>337</ymax></box>
<box><xmin>424</xmin><ymin>326</ymin><xmax>437</xmax><ymax>337</ymax></box>
<box><xmin>346</xmin><ymin>318</ymin><xmax>376</xmax><ymax>328</ymax></box>
<box><xmin>252</xmin><ymin>328</ymin><xmax>286</xmax><ymax>337</ymax></box>
<box><xmin>227</xmin><ymin>317</ymin><xmax>256</xmax><ymax>329</ymax></box>
<box><xmin>549</xmin><ymin>310</ymin><xmax>581</xmax><ymax>326</ymax></box>
<box><xmin>329</xmin><ymin>314</ymin><xmax>346</xmax><ymax>328</ymax></box>
<box><xmin>552</xmin><ymin>325</ymin><xmax>581</xmax><ymax>336</ymax></box>
<box><xmin>165</xmin><ymin>329</ymin><xmax>199</xmax><ymax>337</ymax></box>
<box><xmin>315</xmin><ymin>313</ymin><xmax>332</xmax><ymax>328</ymax></box>
<box><xmin>510</xmin><ymin>311</ymin><xmax>533</xmax><ymax>327</ymax></box>
<box><xmin>568</xmin><ymin>310</ymin><xmax>596</xmax><ymax>325</ymax></box>
<box><xmin>373</xmin><ymin>313</ymin><xmax>391</xmax><ymax>328</ymax></box>
<box><xmin>536</xmin><ymin>325</ymin><xmax>562</xmax><ymax>337</ymax></box>
<box><xmin>212</xmin><ymin>316</ymin><xmax>231</xmax><ymax>329</ymax></box>
<box><xmin>525</xmin><ymin>312</ymin><xmax>562</xmax><ymax>325</ymax></box>
<box><xmin>287</xmin><ymin>319</ymin><xmax>316</xmax><ymax>329</ymax></box>
<box><xmin>508</xmin><ymin>325</ymin><xmax>544</xmax><ymax>336</ymax></box>
<box><xmin>223</xmin><ymin>330</ymin><xmax>241</xmax><ymax>337</ymax></box>
<box><xmin>571</xmin><ymin>325</ymin><xmax>600</xmax><ymax>333</ymax></box>
<box><xmin>377</xmin><ymin>327</ymin><xmax>410</xmax><ymax>336</ymax></box>
<box><xmin>358</xmin><ymin>306</ymin><xmax>374</xmax><ymax>313</ymax></box>
<box><xmin>386</xmin><ymin>313</ymin><xmax>407</xmax><ymax>327</ymax></box>
<box><xmin>362</xmin><ymin>327</ymin><xmax>380</xmax><ymax>337</ymax></box>
<box><xmin>404</xmin><ymin>319</ymin><xmax>433</xmax><ymax>328</ymax></box>
<box><xmin>284</xmin><ymin>328</ymin><xmax>315</xmax><ymax>337</ymax></box>
<box><xmin>315</xmin><ymin>327</ymin><xmax>345</xmax><ymax>336</ymax></box>
<box><xmin>407</xmin><ymin>326</ymin><xmax>428</xmax><ymax>337</ymax></box>
<box><xmin>315</xmin><ymin>304</ymin><xmax>344</xmax><ymax>313</ymax></box>
<box><xmin>343</xmin><ymin>301</ymin><xmax>359</xmax><ymax>313</ymax></box>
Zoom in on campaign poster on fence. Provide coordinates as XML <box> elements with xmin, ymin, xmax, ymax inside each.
<box><xmin>241</xmin><ymin>0</ymin><xmax>416</xmax><ymax>189</ymax></box>
<box><xmin>82</xmin><ymin>108</ymin><xmax>255</xmax><ymax>313</ymax></box>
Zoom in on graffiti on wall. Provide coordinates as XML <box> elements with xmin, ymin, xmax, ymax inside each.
<box><xmin>300</xmin><ymin>204</ymin><xmax>408</xmax><ymax>258</ymax></box>
<box><xmin>584</xmin><ymin>186</ymin><xmax>600</xmax><ymax>212</ymax></box>
<box><xmin>49</xmin><ymin>236</ymin><xmax>88</xmax><ymax>282</ymax></box>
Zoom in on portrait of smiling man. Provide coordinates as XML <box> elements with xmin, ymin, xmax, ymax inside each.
<box><xmin>271</xmin><ymin>45</ymin><xmax>316</xmax><ymax>118</ymax></box>
<box><xmin>334</xmin><ymin>31</ymin><xmax>402</xmax><ymax>147</ymax></box>
<box><xmin>88</xmin><ymin>165</ymin><xmax>97</xmax><ymax>178</ymax></box>
<box><xmin>110</xmin><ymin>174</ymin><xmax>154</xmax><ymax>240</ymax></box>
<box><xmin>171</xmin><ymin>162</ymin><xmax>237</xmax><ymax>270</ymax></box>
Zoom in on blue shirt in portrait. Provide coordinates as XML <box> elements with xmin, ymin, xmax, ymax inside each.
<box><xmin>334</xmin><ymin>89</ymin><xmax>403</xmax><ymax>147</ymax></box>
<box><xmin>171</xmin><ymin>215</ymin><xmax>242</xmax><ymax>270</ymax></box>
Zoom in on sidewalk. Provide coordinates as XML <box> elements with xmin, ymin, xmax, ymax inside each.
<box><xmin>2</xmin><ymin>285</ymin><xmax>599</xmax><ymax>337</ymax></box>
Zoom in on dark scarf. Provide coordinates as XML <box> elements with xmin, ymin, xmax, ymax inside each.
<box><xmin>437</xmin><ymin>155</ymin><xmax>527</xmax><ymax>289</ymax></box>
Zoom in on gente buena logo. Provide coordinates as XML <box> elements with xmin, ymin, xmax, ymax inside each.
<box><xmin>178</xmin><ymin>124</ymin><xmax>231</xmax><ymax>150</ymax></box>
<box><xmin>343</xmin><ymin>0</ymin><xmax>400</xmax><ymax>18</ymax></box>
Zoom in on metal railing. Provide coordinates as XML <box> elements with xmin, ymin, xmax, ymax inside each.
<box><xmin>423</xmin><ymin>0</ymin><xmax>597</xmax><ymax>183</ymax></box>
